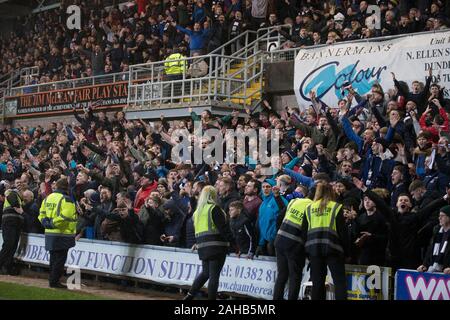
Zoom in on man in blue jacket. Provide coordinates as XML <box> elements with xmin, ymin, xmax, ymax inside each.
<box><xmin>173</xmin><ymin>21</ymin><xmax>211</xmax><ymax>56</ymax></box>
<box><xmin>255</xmin><ymin>180</ymin><xmax>287</xmax><ymax>256</ymax></box>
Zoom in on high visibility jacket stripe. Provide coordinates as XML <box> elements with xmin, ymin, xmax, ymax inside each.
<box><xmin>1</xmin><ymin>213</ymin><xmax>24</xmax><ymax>220</ymax></box>
<box><xmin>44</xmin><ymin>233</ymin><xmax>76</xmax><ymax>238</ymax></box>
<box><xmin>197</xmin><ymin>241</ymin><xmax>229</xmax><ymax>249</ymax></box>
<box><xmin>283</xmin><ymin>219</ymin><xmax>303</xmax><ymax>230</ymax></box>
<box><xmin>277</xmin><ymin>230</ymin><xmax>303</xmax><ymax>243</ymax></box>
<box><xmin>306</xmin><ymin>227</ymin><xmax>339</xmax><ymax>237</ymax></box>
<box><xmin>305</xmin><ymin>239</ymin><xmax>344</xmax><ymax>253</ymax></box>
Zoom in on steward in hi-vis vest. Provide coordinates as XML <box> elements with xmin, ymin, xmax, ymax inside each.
<box><xmin>273</xmin><ymin>197</ymin><xmax>312</xmax><ymax>300</ymax></box>
<box><xmin>301</xmin><ymin>182</ymin><xmax>348</xmax><ymax>300</ymax></box>
<box><xmin>0</xmin><ymin>189</ymin><xmax>24</xmax><ymax>275</ymax></box>
<box><xmin>38</xmin><ymin>178</ymin><xmax>77</xmax><ymax>288</ymax></box>
<box><xmin>184</xmin><ymin>186</ymin><xmax>234</xmax><ymax>300</ymax></box>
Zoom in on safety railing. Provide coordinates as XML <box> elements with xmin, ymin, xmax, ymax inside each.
<box><xmin>128</xmin><ymin>53</ymin><xmax>264</xmax><ymax>108</ymax></box>
<box><xmin>8</xmin><ymin>71</ymin><xmax>129</xmax><ymax>96</ymax></box>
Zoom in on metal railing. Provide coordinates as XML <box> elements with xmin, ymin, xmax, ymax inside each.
<box><xmin>128</xmin><ymin>53</ymin><xmax>264</xmax><ymax>108</ymax></box>
<box><xmin>3</xmin><ymin>25</ymin><xmax>294</xmax><ymax>115</ymax></box>
<box><xmin>8</xmin><ymin>71</ymin><xmax>129</xmax><ymax>96</ymax></box>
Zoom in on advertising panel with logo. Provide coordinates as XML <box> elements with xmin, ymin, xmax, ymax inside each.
<box><xmin>395</xmin><ymin>269</ymin><xmax>450</xmax><ymax>300</ymax></box>
<box><xmin>294</xmin><ymin>30</ymin><xmax>450</xmax><ymax>111</ymax></box>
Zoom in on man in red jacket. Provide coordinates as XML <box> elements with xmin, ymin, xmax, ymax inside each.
<box><xmin>134</xmin><ymin>172</ymin><xmax>157</xmax><ymax>213</ymax></box>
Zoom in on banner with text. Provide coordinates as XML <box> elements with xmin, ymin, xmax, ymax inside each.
<box><xmin>395</xmin><ymin>269</ymin><xmax>450</xmax><ymax>300</ymax></box>
<box><xmin>294</xmin><ymin>30</ymin><xmax>450</xmax><ymax>110</ymax></box>
<box><xmin>5</xmin><ymin>233</ymin><xmax>391</xmax><ymax>300</ymax></box>
<box><xmin>4</xmin><ymin>81</ymin><xmax>128</xmax><ymax>116</ymax></box>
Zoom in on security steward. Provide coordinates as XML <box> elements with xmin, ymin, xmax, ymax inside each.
<box><xmin>184</xmin><ymin>186</ymin><xmax>234</xmax><ymax>300</ymax></box>
<box><xmin>301</xmin><ymin>182</ymin><xmax>348</xmax><ymax>300</ymax></box>
<box><xmin>38</xmin><ymin>178</ymin><xmax>77</xmax><ymax>289</ymax></box>
<box><xmin>163</xmin><ymin>48</ymin><xmax>186</xmax><ymax>100</ymax></box>
<box><xmin>0</xmin><ymin>189</ymin><xmax>24</xmax><ymax>275</ymax></box>
<box><xmin>164</xmin><ymin>47</ymin><xmax>186</xmax><ymax>81</ymax></box>
<box><xmin>273</xmin><ymin>194</ymin><xmax>312</xmax><ymax>300</ymax></box>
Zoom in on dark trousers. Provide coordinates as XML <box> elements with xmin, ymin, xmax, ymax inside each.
<box><xmin>310</xmin><ymin>255</ymin><xmax>347</xmax><ymax>300</ymax></box>
<box><xmin>189</xmin><ymin>255</ymin><xmax>226</xmax><ymax>300</ymax></box>
<box><xmin>49</xmin><ymin>249</ymin><xmax>68</xmax><ymax>286</ymax></box>
<box><xmin>273</xmin><ymin>246</ymin><xmax>305</xmax><ymax>300</ymax></box>
<box><xmin>0</xmin><ymin>220</ymin><xmax>22</xmax><ymax>272</ymax></box>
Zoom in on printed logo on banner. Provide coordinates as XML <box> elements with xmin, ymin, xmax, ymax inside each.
<box><xmin>395</xmin><ymin>269</ymin><xmax>450</xmax><ymax>300</ymax></box>
<box><xmin>299</xmin><ymin>60</ymin><xmax>387</xmax><ymax>101</ymax></box>
<box><xmin>345</xmin><ymin>265</ymin><xmax>383</xmax><ymax>300</ymax></box>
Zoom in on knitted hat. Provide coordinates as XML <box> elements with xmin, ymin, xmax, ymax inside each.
<box><xmin>440</xmin><ymin>205</ymin><xmax>450</xmax><ymax>218</ymax></box>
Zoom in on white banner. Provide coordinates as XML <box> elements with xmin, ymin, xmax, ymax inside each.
<box><xmin>294</xmin><ymin>30</ymin><xmax>450</xmax><ymax>111</ymax></box>
<box><xmin>1</xmin><ymin>232</ymin><xmax>391</xmax><ymax>300</ymax></box>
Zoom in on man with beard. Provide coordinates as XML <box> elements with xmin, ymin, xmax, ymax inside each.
<box><xmin>243</xmin><ymin>179</ymin><xmax>262</xmax><ymax>224</ymax></box>
<box><xmin>217</xmin><ymin>177</ymin><xmax>240</xmax><ymax>216</ymax></box>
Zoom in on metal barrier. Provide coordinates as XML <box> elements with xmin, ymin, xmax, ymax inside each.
<box><xmin>9</xmin><ymin>71</ymin><xmax>129</xmax><ymax>96</ymax></box>
<box><xmin>128</xmin><ymin>53</ymin><xmax>264</xmax><ymax>108</ymax></box>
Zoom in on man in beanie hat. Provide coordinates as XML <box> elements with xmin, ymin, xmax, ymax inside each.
<box><xmin>417</xmin><ymin>205</ymin><xmax>450</xmax><ymax>274</ymax></box>
<box><xmin>38</xmin><ymin>178</ymin><xmax>77</xmax><ymax>288</ymax></box>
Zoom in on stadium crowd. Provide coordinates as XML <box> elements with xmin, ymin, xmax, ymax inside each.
<box><xmin>0</xmin><ymin>68</ymin><xmax>449</xmax><ymax>274</ymax></box>
<box><xmin>0</xmin><ymin>0</ymin><xmax>450</xmax><ymax>282</ymax></box>
<box><xmin>1</xmin><ymin>0</ymin><xmax>449</xmax><ymax>84</ymax></box>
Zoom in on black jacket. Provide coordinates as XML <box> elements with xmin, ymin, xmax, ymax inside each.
<box><xmin>230</xmin><ymin>210</ymin><xmax>256</xmax><ymax>256</ymax></box>
<box><xmin>423</xmin><ymin>225</ymin><xmax>450</xmax><ymax>269</ymax></box>
<box><xmin>139</xmin><ymin>205</ymin><xmax>165</xmax><ymax>245</ymax></box>
<box><xmin>218</xmin><ymin>191</ymin><xmax>240</xmax><ymax>216</ymax></box>
<box><xmin>367</xmin><ymin>189</ymin><xmax>447</xmax><ymax>269</ymax></box>
<box><xmin>354</xmin><ymin>209</ymin><xmax>389</xmax><ymax>266</ymax></box>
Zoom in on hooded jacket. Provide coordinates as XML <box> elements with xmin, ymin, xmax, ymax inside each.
<box><xmin>257</xmin><ymin>191</ymin><xmax>287</xmax><ymax>247</ymax></box>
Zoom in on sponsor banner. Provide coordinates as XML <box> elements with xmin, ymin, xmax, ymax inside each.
<box><xmin>294</xmin><ymin>30</ymin><xmax>450</xmax><ymax>111</ymax></box>
<box><xmin>5</xmin><ymin>81</ymin><xmax>128</xmax><ymax>115</ymax></box>
<box><xmin>395</xmin><ymin>269</ymin><xmax>450</xmax><ymax>300</ymax></box>
<box><xmin>2</xmin><ymin>233</ymin><xmax>391</xmax><ymax>300</ymax></box>
<box><xmin>345</xmin><ymin>264</ymin><xmax>391</xmax><ymax>300</ymax></box>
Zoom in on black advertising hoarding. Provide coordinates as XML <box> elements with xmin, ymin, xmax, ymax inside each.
<box><xmin>4</xmin><ymin>81</ymin><xmax>128</xmax><ymax>116</ymax></box>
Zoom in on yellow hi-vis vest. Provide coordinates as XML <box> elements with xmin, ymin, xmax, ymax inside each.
<box><xmin>193</xmin><ymin>203</ymin><xmax>229</xmax><ymax>250</ymax></box>
<box><xmin>164</xmin><ymin>53</ymin><xmax>186</xmax><ymax>75</ymax></box>
<box><xmin>38</xmin><ymin>192</ymin><xmax>77</xmax><ymax>236</ymax></box>
<box><xmin>3</xmin><ymin>191</ymin><xmax>23</xmax><ymax>209</ymax></box>
<box><xmin>2</xmin><ymin>190</ymin><xmax>24</xmax><ymax>220</ymax></box>
<box><xmin>277</xmin><ymin>198</ymin><xmax>312</xmax><ymax>244</ymax></box>
<box><xmin>305</xmin><ymin>200</ymin><xmax>343</xmax><ymax>255</ymax></box>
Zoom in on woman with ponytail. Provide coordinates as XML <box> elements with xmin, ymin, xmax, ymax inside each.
<box><xmin>184</xmin><ymin>185</ymin><xmax>234</xmax><ymax>300</ymax></box>
<box><xmin>302</xmin><ymin>182</ymin><xmax>348</xmax><ymax>300</ymax></box>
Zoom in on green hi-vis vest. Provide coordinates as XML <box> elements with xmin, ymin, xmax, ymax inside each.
<box><xmin>305</xmin><ymin>200</ymin><xmax>343</xmax><ymax>255</ymax></box>
<box><xmin>164</xmin><ymin>53</ymin><xmax>186</xmax><ymax>75</ymax></box>
<box><xmin>38</xmin><ymin>192</ymin><xmax>77</xmax><ymax>236</ymax></box>
<box><xmin>193</xmin><ymin>203</ymin><xmax>229</xmax><ymax>250</ymax></box>
<box><xmin>277</xmin><ymin>198</ymin><xmax>312</xmax><ymax>244</ymax></box>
